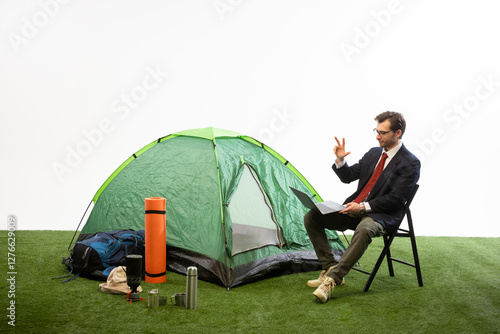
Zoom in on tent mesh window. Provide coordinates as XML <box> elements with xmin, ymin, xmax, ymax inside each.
<box><xmin>229</xmin><ymin>163</ymin><xmax>283</xmax><ymax>256</ymax></box>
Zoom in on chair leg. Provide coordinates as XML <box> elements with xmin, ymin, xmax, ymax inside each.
<box><xmin>407</xmin><ymin>211</ymin><xmax>423</xmax><ymax>287</ymax></box>
<box><xmin>384</xmin><ymin>235</ymin><xmax>395</xmax><ymax>277</ymax></box>
<box><xmin>363</xmin><ymin>234</ymin><xmax>396</xmax><ymax>292</ymax></box>
<box><xmin>411</xmin><ymin>236</ymin><xmax>423</xmax><ymax>287</ymax></box>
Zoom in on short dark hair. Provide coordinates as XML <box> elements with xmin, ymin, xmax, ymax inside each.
<box><xmin>375</xmin><ymin>111</ymin><xmax>406</xmax><ymax>138</ymax></box>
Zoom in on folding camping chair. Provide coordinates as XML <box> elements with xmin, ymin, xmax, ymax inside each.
<box><xmin>352</xmin><ymin>184</ymin><xmax>422</xmax><ymax>292</ymax></box>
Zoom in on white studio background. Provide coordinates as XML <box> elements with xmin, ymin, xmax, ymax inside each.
<box><xmin>1</xmin><ymin>0</ymin><xmax>499</xmax><ymax>237</ymax></box>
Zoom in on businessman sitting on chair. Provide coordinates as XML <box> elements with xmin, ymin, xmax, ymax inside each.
<box><xmin>304</xmin><ymin>111</ymin><xmax>420</xmax><ymax>303</ymax></box>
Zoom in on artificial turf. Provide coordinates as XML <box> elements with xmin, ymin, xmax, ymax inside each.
<box><xmin>0</xmin><ymin>231</ymin><xmax>499</xmax><ymax>333</ymax></box>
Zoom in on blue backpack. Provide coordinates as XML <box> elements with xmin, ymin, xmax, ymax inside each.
<box><xmin>58</xmin><ymin>229</ymin><xmax>145</xmax><ymax>282</ymax></box>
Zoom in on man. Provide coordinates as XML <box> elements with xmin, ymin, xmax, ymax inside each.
<box><xmin>304</xmin><ymin>111</ymin><xmax>420</xmax><ymax>303</ymax></box>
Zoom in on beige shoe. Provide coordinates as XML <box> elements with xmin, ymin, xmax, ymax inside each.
<box><xmin>307</xmin><ymin>266</ymin><xmax>344</xmax><ymax>287</ymax></box>
<box><xmin>313</xmin><ymin>277</ymin><xmax>335</xmax><ymax>303</ymax></box>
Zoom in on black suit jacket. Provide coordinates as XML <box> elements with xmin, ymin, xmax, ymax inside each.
<box><xmin>333</xmin><ymin>143</ymin><xmax>420</xmax><ymax>232</ymax></box>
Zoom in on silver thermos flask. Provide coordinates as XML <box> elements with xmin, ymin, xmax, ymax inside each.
<box><xmin>186</xmin><ymin>266</ymin><xmax>198</xmax><ymax>310</ymax></box>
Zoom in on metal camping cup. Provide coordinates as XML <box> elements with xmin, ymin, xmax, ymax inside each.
<box><xmin>148</xmin><ymin>289</ymin><xmax>159</xmax><ymax>308</ymax></box>
<box><xmin>170</xmin><ymin>293</ymin><xmax>186</xmax><ymax>307</ymax></box>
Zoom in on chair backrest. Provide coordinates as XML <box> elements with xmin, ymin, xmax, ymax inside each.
<box><xmin>403</xmin><ymin>184</ymin><xmax>419</xmax><ymax>216</ymax></box>
<box><xmin>392</xmin><ymin>184</ymin><xmax>419</xmax><ymax>238</ymax></box>
<box><xmin>388</xmin><ymin>184</ymin><xmax>419</xmax><ymax>236</ymax></box>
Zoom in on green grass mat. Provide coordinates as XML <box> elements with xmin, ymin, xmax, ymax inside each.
<box><xmin>0</xmin><ymin>231</ymin><xmax>499</xmax><ymax>333</ymax></box>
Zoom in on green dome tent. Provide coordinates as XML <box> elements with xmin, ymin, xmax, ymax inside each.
<box><xmin>76</xmin><ymin>127</ymin><xmax>345</xmax><ymax>288</ymax></box>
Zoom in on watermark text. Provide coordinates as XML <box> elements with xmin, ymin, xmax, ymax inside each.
<box><xmin>6</xmin><ymin>215</ymin><xmax>17</xmax><ymax>327</ymax></box>
<box><xmin>257</xmin><ymin>106</ymin><xmax>296</xmax><ymax>144</ymax></box>
<box><xmin>340</xmin><ymin>0</ymin><xmax>403</xmax><ymax>64</ymax></box>
<box><xmin>51</xmin><ymin>64</ymin><xmax>168</xmax><ymax>182</ymax></box>
<box><xmin>413</xmin><ymin>74</ymin><xmax>499</xmax><ymax>162</ymax></box>
<box><xmin>7</xmin><ymin>0</ymin><xmax>71</xmax><ymax>53</ymax></box>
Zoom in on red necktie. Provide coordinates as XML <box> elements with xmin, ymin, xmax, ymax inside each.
<box><xmin>353</xmin><ymin>152</ymin><xmax>388</xmax><ymax>204</ymax></box>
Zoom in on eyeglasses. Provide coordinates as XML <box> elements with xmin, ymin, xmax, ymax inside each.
<box><xmin>373</xmin><ymin>128</ymin><xmax>394</xmax><ymax>136</ymax></box>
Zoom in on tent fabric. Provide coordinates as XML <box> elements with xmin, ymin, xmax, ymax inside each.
<box><xmin>78</xmin><ymin>127</ymin><xmax>345</xmax><ymax>288</ymax></box>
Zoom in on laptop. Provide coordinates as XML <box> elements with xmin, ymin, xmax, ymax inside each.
<box><xmin>290</xmin><ymin>187</ymin><xmax>345</xmax><ymax>215</ymax></box>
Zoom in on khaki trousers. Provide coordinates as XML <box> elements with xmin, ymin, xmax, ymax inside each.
<box><xmin>304</xmin><ymin>210</ymin><xmax>385</xmax><ymax>285</ymax></box>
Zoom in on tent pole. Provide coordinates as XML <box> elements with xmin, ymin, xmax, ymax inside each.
<box><xmin>67</xmin><ymin>200</ymin><xmax>92</xmax><ymax>250</ymax></box>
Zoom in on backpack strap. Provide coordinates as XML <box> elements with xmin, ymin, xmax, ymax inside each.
<box><xmin>52</xmin><ymin>260</ymin><xmax>73</xmax><ymax>280</ymax></box>
<box><xmin>54</xmin><ymin>245</ymin><xmax>93</xmax><ymax>283</ymax></box>
<box><xmin>61</xmin><ymin>273</ymin><xmax>81</xmax><ymax>283</ymax></box>
<box><xmin>52</xmin><ymin>261</ymin><xmax>81</xmax><ymax>283</ymax></box>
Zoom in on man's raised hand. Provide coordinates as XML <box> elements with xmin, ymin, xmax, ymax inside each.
<box><xmin>334</xmin><ymin>137</ymin><xmax>351</xmax><ymax>164</ymax></box>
